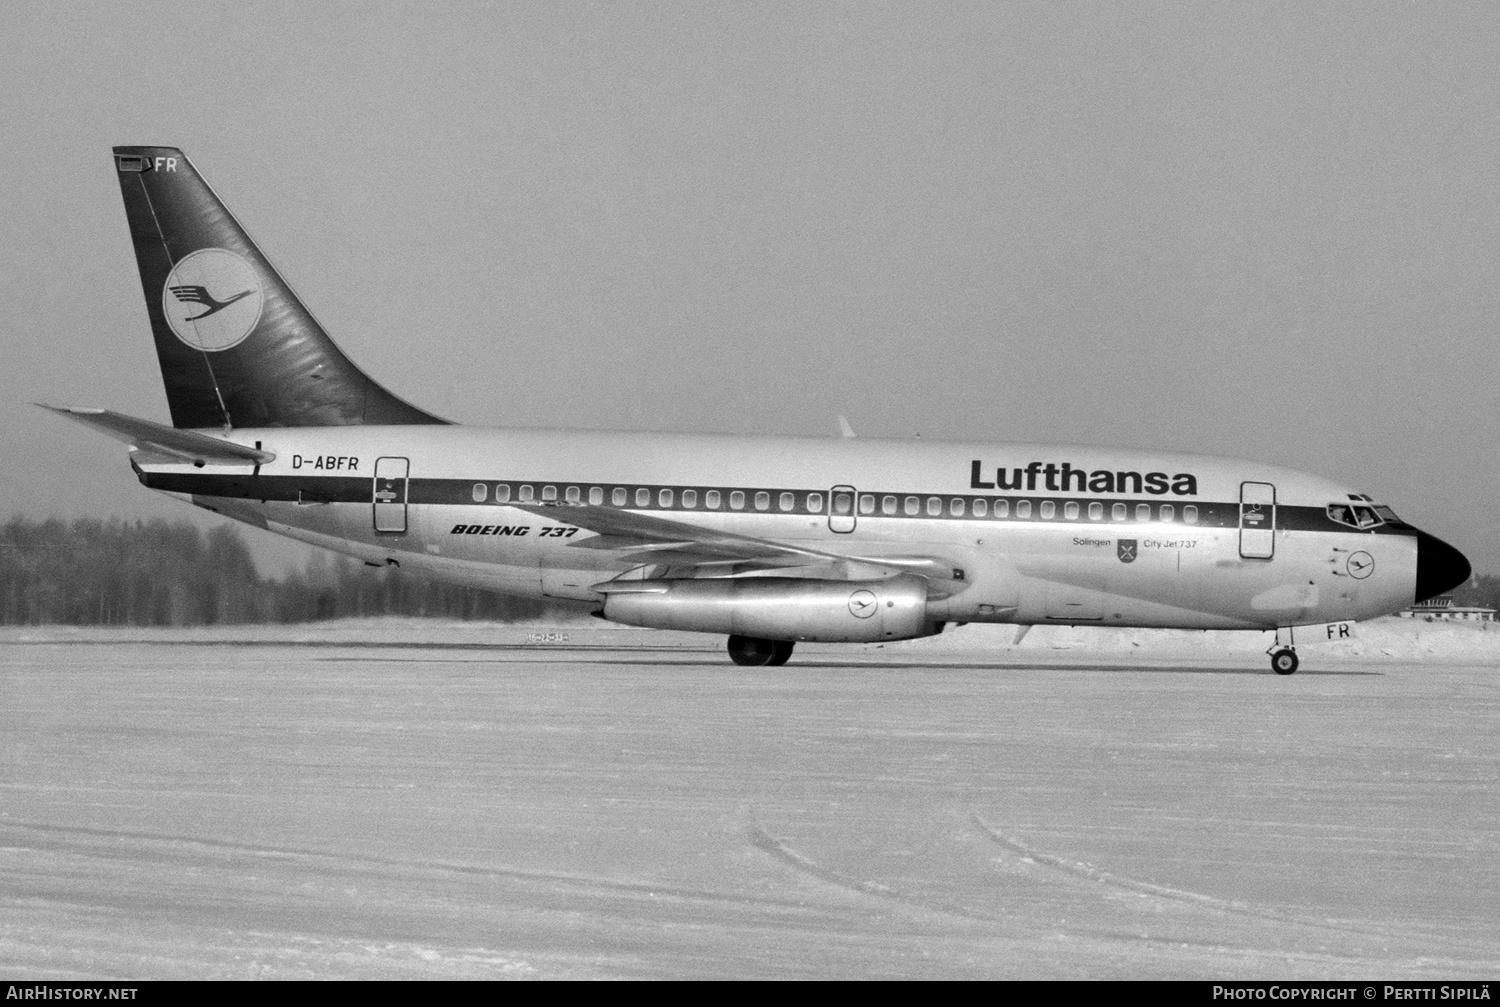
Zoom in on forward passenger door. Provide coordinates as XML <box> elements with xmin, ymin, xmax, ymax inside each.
<box><xmin>1239</xmin><ymin>481</ymin><xmax>1276</xmax><ymax>559</ymax></box>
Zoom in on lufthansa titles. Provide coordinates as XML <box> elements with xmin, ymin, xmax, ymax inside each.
<box><xmin>971</xmin><ymin>460</ymin><xmax>1197</xmax><ymax>496</ymax></box>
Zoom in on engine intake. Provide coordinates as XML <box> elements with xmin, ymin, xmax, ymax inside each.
<box><xmin>600</xmin><ymin>574</ymin><xmax>935</xmax><ymax>642</ymax></box>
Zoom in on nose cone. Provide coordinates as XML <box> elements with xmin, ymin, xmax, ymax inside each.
<box><xmin>1414</xmin><ymin>530</ymin><xmax>1471</xmax><ymax>602</ymax></box>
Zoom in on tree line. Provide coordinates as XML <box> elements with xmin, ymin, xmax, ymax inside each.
<box><xmin>3</xmin><ymin>514</ymin><xmax>1496</xmax><ymax>627</ymax></box>
<box><xmin>0</xmin><ymin>516</ymin><xmax>572</xmax><ymax>626</ymax></box>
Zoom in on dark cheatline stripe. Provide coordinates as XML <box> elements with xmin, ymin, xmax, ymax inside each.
<box><xmin>141</xmin><ymin>472</ymin><xmax>368</xmax><ymax>503</ymax></box>
<box><xmin>139</xmin><ymin>471</ymin><xmax>1413</xmax><ymax>537</ymax></box>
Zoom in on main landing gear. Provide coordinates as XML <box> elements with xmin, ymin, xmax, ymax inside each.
<box><xmin>727</xmin><ymin>635</ymin><xmax>795</xmax><ymax>667</ymax></box>
<box><xmin>1269</xmin><ymin>648</ymin><xmax>1299</xmax><ymax>675</ymax></box>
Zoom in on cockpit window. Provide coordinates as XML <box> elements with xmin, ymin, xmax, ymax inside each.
<box><xmin>1327</xmin><ymin>503</ymin><xmax>1385</xmax><ymax>529</ymax></box>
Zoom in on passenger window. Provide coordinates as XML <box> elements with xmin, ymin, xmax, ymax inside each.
<box><xmin>950</xmin><ymin>498</ymin><xmax>965</xmax><ymax>516</ymax></box>
<box><xmin>993</xmin><ymin>499</ymin><xmax>1008</xmax><ymax>518</ymax></box>
<box><xmin>807</xmin><ymin>492</ymin><xmax>823</xmax><ymax>513</ymax></box>
<box><xmin>1016</xmin><ymin>500</ymin><xmax>1031</xmax><ymax>518</ymax></box>
<box><xmin>1160</xmin><ymin>504</ymin><xmax>1174</xmax><ymax>522</ymax></box>
<box><xmin>1183</xmin><ymin>504</ymin><xmax>1198</xmax><ymax>524</ymax></box>
<box><xmin>833</xmin><ymin>492</ymin><xmax>853</xmax><ymax>515</ymax></box>
<box><xmin>1088</xmin><ymin>502</ymin><xmax>1103</xmax><ymax>521</ymax></box>
<box><xmin>730</xmin><ymin>491</ymin><xmax>745</xmax><ymax>510</ymax></box>
<box><xmin>859</xmin><ymin>494</ymin><xmax>875</xmax><ymax>515</ymax></box>
<box><xmin>635</xmin><ymin>488</ymin><xmax>650</xmax><ymax>507</ymax></box>
<box><xmin>904</xmin><ymin>496</ymin><xmax>919</xmax><ymax>516</ymax></box>
<box><xmin>882</xmin><ymin>495</ymin><xmax>897</xmax><ymax>515</ymax></box>
<box><xmin>706</xmin><ymin>490</ymin><xmax>722</xmax><ymax>509</ymax></box>
<box><xmin>1063</xmin><ymin>501</ymin><xmax>1079</xmax><ymax>520</ymax></box>
<box><xmin>565</xmin><ymin>486</ymin><xmax>580</xmax><ymax>503</ymax></box>
<box><xmin>1111</xmin><ymin>502</ymin><xmax>1126</xmax><ymax>521</ymax></box>
<box><xmin>541</xmin><ymin>485</ymin><xmax>558</xmax><ymax>501</ymax></box>
<box><xmin>518</xmin><ymin>485</ymin><xmax>534</xmax><ymax>502</ymax></box>
<box><xmin>659</xmin><ymin>488</ymin><xmax>674</xmax><ymax>507</ymax></box>
<box><xmin>754</xmin><ymin>491</ymin><xmax>770</xmax><ymax>511</ymax></box>
<box><xmin>927</xmin><ymin>497</ymin><xmax>942</xmax><ymax>516</ymax></box>
<box><xmin>612</xmin><ymin>487</ymin><xmax>626</xmax><ymax>506</ymax></box>
<box><xmin>589</xmin><ymin>487</ymin><xmax>603</xmax><ymax>505</ymax></box>
<box><xmin>682</xmin><ymin>489</ymin><xmax>697</xmax><ymax>508</ymax></box>
<box><xmin>1040</xmin><ymin>500</ymin><xmax>1055</xmax><ymax>519</ymax></box>
<box><xmin>472</xmin><ymin>483</ymin><xmax>488</xmax><ymax>503</ymax></box>
<box><xmin>1136</xmin><ymin>503</ymin><xmax>1151</xmax><ymax>521</ymax></box>
<box><xmin>496</xmin><ymin>484</ymin><xmax>512</xmax><ymax>503</ymax></box>
<box><xmin>973</xmin><ymin>499</ymin><xmax>988</xmax><ymax>517</ymax></box>
<box><xmin>779</xmin><ymin>492</ymin><xmax>795</xmax><ymax>511</ymax></box>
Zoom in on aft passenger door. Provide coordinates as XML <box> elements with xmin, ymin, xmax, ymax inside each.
<box><xmin>373</xmin><ymin>456</ymin><xmax>409</xmax><ymax>534</ymax></box>
<box><xmin>829</xmin><ymin>485</ymin><xmax>857</xmax><ymax>534</ymax></box>
<box><xmin>1239</xmin><ymin>481</ymin><xmax>1275</xmax><ymax>559</ymax></box>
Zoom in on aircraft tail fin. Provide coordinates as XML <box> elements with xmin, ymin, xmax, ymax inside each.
<box><xmin>111</xmin><ymin>146</ymin><xmax>446</xmax><ymax>429</ymax></box>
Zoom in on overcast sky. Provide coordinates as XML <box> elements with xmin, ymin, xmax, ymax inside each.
<box><xmin>2</xmin><ymin>1</ymin><xmax>1497</xmax><ymax>575</ymax></box>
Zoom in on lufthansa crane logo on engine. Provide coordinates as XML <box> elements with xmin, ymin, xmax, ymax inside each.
<box><xmin>161</xmin><ymin>248</ymin><xmax>263</xmax><ymax>352</ymax></box>
<box><xmin>848</xmin><ymin>589</ymin><xmax>878</xmax><ymax>619</ymax></box>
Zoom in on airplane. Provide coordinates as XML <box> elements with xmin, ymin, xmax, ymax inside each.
<box><xmin>44</xmin><ymin>145</ymin><xmax>1472</xmax><ymax>675</ymax></box>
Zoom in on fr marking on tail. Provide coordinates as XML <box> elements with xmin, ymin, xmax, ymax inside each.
<box><xmin>169</xmin><ymin>285</ymin><xmax>254</xmax><ymax>320</ymax></box>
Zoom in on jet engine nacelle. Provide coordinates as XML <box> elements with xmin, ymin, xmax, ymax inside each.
<box><xmin>600</xmin><ymin>574</ymin><xmax>936</xmax><ymax>643</ymax></box>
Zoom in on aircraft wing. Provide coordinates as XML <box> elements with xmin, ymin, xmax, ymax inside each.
<box><xmin>39</xmin><ymin>405</ymin><xmax>275</xmax><ymax>466</ymax></box>
<box><xmin>514</xmin><ymin>501</ymin><xmax>837</xmax><ymax>565</ymax></box>
<box><xmin>514</xmin><ymin>501</ymin><xmax>967</xmax><ymax>589</ymax></box>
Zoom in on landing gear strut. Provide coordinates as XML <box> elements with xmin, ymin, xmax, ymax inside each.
<box><xmin>1269</xmin><ymin>648</ymin><xmax>1299</xmax><ymax>675</ymax></box>
<box><xmin>727</xmin><ymin>635</ymin><xmax>795</xmax><ymax>666</ymax></box>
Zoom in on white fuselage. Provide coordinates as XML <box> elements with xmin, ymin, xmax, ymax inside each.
<box><xmin>138</xmin><ymin>425</ymin><xmax>1419</xmax><ymax>633</ymax></box>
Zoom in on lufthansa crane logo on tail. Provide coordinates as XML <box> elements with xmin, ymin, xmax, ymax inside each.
<box><xmin>169</xmin><ymin>285</ymin><xmax>253</xmax><ymax>320</ymax></box>
<box><xmin>161</xmin><ymin>248</ymin><xmax>262</xmax><ymax>351</ymax></box>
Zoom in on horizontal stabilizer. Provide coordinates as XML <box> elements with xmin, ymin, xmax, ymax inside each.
<box><xmin>39</xmin><ymin>405</ymin><xmax>274</xmax><ymax>466</ymax></box>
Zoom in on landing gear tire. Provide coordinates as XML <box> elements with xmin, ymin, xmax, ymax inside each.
<box><xmin>1270</xmin><ymin>648</ymin><xmax>1299</xmax><ymax>675</ymax></box>
<box><xmin>727</xmin><ymin>636</ymin><xmax>795</xmax><ymax>666</ymax></box>
<box><xmin>727</xmin><ymin>635</ymin><xmax>777</xmax><ymax>666</ymax></box>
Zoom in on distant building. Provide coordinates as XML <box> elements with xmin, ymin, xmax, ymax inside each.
<box><xmin>1399</xmin><ymin>595</ymin><xmax>1496</xmax><ymax>622</ymax></box>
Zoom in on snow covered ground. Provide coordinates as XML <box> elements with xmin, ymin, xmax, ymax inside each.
<box><xmin>0</xmin><ymin>620</ymin><xmax>1495</xmax><ymax>978</ymax></box>
<box><xmin>4</xmin><ymin>613</ymin><xmax>1497</xmax><ymax>665</ymax></box>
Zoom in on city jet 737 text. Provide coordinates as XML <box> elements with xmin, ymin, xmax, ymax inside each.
<box><xmin>45</xmin><ymin>146</ymin><xmax>1472</xmax><ymax>674</ymax></box>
